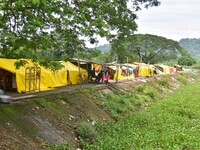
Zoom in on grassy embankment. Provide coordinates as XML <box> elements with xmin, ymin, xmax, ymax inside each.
<box><xmin>85</xmin><ymin>74</ymin><xmax>200</xmax><ymax>149</ymax></box>
<box><xmin>1</xmin><ymin>72</ymin><xmax>199</xmax><ymax>149</ymax></box>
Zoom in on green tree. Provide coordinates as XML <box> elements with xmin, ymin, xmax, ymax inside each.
<box><xmin>110</xmin><ymin>35</ymin><xmax>137</xmax><ymax>63</ymax></box>
<box><xmin>0</xmin><ymin>0</ymin><xmax>160</xmax><ymax>69</ymax></box>
<box><xmin>130</xmin><ymin>34</ymin><xmax>185</xmax><ymax>64</ymax></box>
<box><xmin>178</xmin><ymin>56</ymin><xmax>196</xmax><ymax>66</ymax></box>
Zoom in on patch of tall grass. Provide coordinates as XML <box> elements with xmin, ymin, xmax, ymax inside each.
<box><xmin>87</xmin><ymin>80</ymin><xmax>200</xmax><ymax>149</ymax></box>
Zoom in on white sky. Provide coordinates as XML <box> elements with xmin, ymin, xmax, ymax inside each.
<box><xmin>136</xmin><ymin>0</ymin><xmax>200</xmax><ymax>41</ymax></box>
<box><xmin>87</xmin><ymin>0</ymin><xmax>200</xmax><ymax>47</ymax></box>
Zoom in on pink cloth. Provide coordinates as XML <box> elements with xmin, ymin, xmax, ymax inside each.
<box><xmin>103</xmin><ymin>74</ymin><xmax>110</xmax><ymax>81</ymax></box>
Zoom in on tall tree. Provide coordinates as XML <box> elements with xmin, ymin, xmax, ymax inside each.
<box><xmin>0</xmin><ymin>0</ymin><xmax>160</xmax><ymax>69</ymax></box>
<box><xmin>110</xmin><ymin>35</ymin><xmax>138</xmax><ymax>63</ymax></box>
<box><xmin>131</xmin><ymin>34</ymin><xmax>185</xmax><ymax>64</ymax></box>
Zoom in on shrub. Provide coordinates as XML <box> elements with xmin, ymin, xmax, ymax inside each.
<box><xmin>135</xmin><ymin>85</ymin><xmax>146</xmax><ymax>93</ymax></box>
<box><xmin>75</xmin><ymin>122</ymin><xmax>98</xmax><ymax>142</ymax></box>
<box><xmin>191</xmin><ymin>63</ymin><xmax>200</xmax><ymax>69</ymax></box>
<box><xmin>178</xmin><ymin>56</ymin><xmax>196</xmax><ymax>66</ymax></box>
<box><xmin>177</xmin><ymin>76</ymin><xmax>188</xmax><ymax>85</ymax></box>
<box><xmin>145</xmin><ymin>89</ymin><xmax>158</xmax><ymax>99</ymax></box>
<box><xmin>157</xmin><ymin>78</ymin><xmax>169</xmax><ymax>87</ymax></box>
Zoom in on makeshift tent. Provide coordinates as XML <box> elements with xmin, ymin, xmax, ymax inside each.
<box><xmin>120</xmin><ymin>65</ymin><xmax>135</xmax><ymax>79</ymax></box>
<box><xmin>138</xmin><ymin>63</ymin><xmax>154</xmax><ymax>77</ymax></box>
<box><xmin>61</xmin><ymin>61</ymin><xmax>88</xmax><ymax>85</ymax></box>
<box><xmin>126</xmin><ymin>64</ymin><xmax>138</xmax><ymax>77</ymax></box>
<box><xmin>107</xmin><ymin>65</ymin><xmax>134</xmax><ymax>80</ymax></box>
<box><xmin>155</xmin><ymin>64</ymin><xmax>170</xmax><ymax>74</ymax></box>
<box><xmin>105</xmin><ymin>65</ymin><xmax>123</xmax><ymax>80</ymax></box>
<box><xmin>0</xmin><ymin>58</ymin><xmax>67</xmax><ymax>93</ymax></box>
<box><xmin>92</xmin><ymin>63</ymin><xmax>103</xmax><ymax>74</ymax></box>
<box><xmin>169</xmin><ymin>67</ymin><xmax>176</xmax><ymax>73</ymax></box>
<box><xmin>174</xmin><ymin>65</ymin><xmax>183</xmax><ymax>71</ymax></box>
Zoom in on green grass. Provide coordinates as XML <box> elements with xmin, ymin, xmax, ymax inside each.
<box><xmin>43</xmin><ymin>142</ymin><xmax>72</xmax><ymax>150</ymax></box>
<box><xmin>75</xmin><ymin>121</ymin><xmax>99</xmax><ymax>142</ymax></box>
<box><xmin>87</xmin><ymin>80</ymin><xmax>200</xmax><ymax>149</ymax></box>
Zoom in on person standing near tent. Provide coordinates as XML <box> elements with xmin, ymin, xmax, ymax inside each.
<box><xmin>134</xmin><ymin>65</ymin><xmax>139</xmax><ymax>78</ymax></box>
<box><xmin>90</xmin><ymin>67</ymin><xmax>96</xmax><ymax>81</ymax></box>
<box><xmin>97</xmin><ymin>70</ymin><xmax>103</xmax><ymax>83</ymax></box>
<box><xmin>154</xmin><ymin>67</ymin><xmax>157</xmax><ymax>75</ymax></box>
<box><xmin>103</xmin><ymin>71</ymin><xmax>110</xmax><ymax>84</ymax></box>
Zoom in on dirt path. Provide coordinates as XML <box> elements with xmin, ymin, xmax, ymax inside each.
<box><xmin>6</xmin><ymin>79</ymin><xmax>138</xmax><ymax>102</ymax></box>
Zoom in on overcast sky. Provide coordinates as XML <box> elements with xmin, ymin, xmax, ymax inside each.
<box><xmin>87</xmin><ymin>0</ymin><xmax>200</xmax><ymax>47</ymax></box>
<box><xmin>136</xmin><ymin>0</ymin><xmax>200</xmax><ymax>41</ymax></box>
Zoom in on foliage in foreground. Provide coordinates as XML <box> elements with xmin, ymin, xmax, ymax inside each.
<box><xmin>86</xmin><ymin>80</ymin><xmax>200</xmax><ymax>149</ymax></box>
<box><xmin>43</xmin><ymin>142</ymin><xmax>71</xmax><ymax>150</ymax></box>
<box><xmin>0</xmin><ymin>0</ymin><xmax>160</xmax><ymax>69</ymax></box>
<box><xmin>88</xmin><ymin>77</ymin><xmax>172</xmax><ymax>120</ymax></box>
<box><xmin>75</xmin><ymin>121</ymin><xmax>99</xmax><ymax>143</ymax></box>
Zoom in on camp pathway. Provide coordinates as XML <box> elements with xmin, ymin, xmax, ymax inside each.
<box><xmin>5</xmin><ymin>76</ymin><xmax>161</xmax><ymax>102</ymax></box>
<box><xmin>6</xmin><ymin>83</ymin><xmax>99</xmax><ymax>102</ymax></box>
<box><xmin>5</xmin><ymin>79</ymin><xmax>123</xmax><ymax>102</ymax></box>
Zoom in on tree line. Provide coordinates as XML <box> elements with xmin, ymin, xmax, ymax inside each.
<box><xmin>1</xmin><ymin>0</ymin><xmax>196</xmax><ymax>68</ymax></box>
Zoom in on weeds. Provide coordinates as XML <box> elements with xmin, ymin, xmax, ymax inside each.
<box><xmin>157</xmin><ymin>78</ymin><xmax>169</xmax><ymax>87</ymax></box>
<box><xmin>177</xmin><ymin>76</ymin><xmax>188</xmax><ymax>85</ymax></box>
<box><xmin>87</xmin><ymin>80</ymin><xmax>200</xmax><ymax>150</ymax></box>
<box><xmin>145</xmin><ymin>89</ymin><xmax>158</xmax><ymax>99</ymax></box>
<box><xmin>75</xmin><ymin>121</ymin><xmax>99</xmax><ymax>143</ymax></box>
<box><xmin>135</xmin><ymin>84</ymin><xmax>146</xmax><ymax>93</ymax></box>
<box><xmin>43</xmin><ymin>142</ymin><xmax>71</xmax><ymax>150</ymax></box>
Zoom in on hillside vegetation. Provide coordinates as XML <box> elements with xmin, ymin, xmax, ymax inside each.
<box><xmin>179</xmin><ymin>38</ymin><xmax>200</xmax><ymax>59</ymax></box>
<box><xmin>0</xmin><ymin>71</ymin><xmax>200</xmax><ymax>149</ymax></box>
<box><xmin>87</xmin><ymin>74</ymin><xmax>200</xmax><ymax>149</ymax></box>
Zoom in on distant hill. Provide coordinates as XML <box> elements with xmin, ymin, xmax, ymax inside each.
<box><xmin>95</xmin><ymin>44</ymin><xmax>111</xmax><ymax>52</ymax></box>
<box><xmin>179</xmin><ymin>38</ymin><xmax>200</xmax><ymax>59</ymax></box>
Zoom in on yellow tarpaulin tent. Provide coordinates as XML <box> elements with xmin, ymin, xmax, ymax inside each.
<box><xmin>155</xmin><ymin>64</ymin><xmax>170</xmax><ymax>75</ymax></box>
<box><xmin>0</xmin><ymin>58</ymin><xmax>67</xmax><ymax>93</ymax></box>
<box><xmin>138</xmin><ymin>63</ymin><xmax>154</xmax><ymax>77</ymax></box>
<box><xmin>107</xmin><ymin>65</ymin><xmax>134</xmax><ymax>80</ymax></box>
<box><xmin>61</xmin><ymin>61</ymin><xmax>88</xmax><ymax>85</ymax></box>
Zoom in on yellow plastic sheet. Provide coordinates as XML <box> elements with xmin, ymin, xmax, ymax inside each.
<box><xmin>61</xmin><ymin>61</ymin><xmax>88</xmax><ymax>85</ymax></box>
<box><xmin>138</xmin><ymin>64</ymin><xmax>154</xmax><ymax>77</ymax></box>
<box><xmin>0</xmin><ymin>58</ymin><xmax>67</xmax><ymax>93</ymax></box>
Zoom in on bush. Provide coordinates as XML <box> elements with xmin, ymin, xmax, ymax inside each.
<box><xmin>191</xmin><ymin>63</ymin><xmax>200</xmax><ymax>69</ymax></box>
<box><xmin>177</xmin><ymin>76</ymin><xmax>188</xmax><ymax>85</ymax></box>
<box><xmin>178</xmin><ymin>56</ymin><xmax>196</xmax><ymax>66</ymax></box>
<box><xmin>145</xmin><ymin>89</ymin><xmax>158</xmax><ymax>99</ymax></box>
<box><xmin>136</xmin><ymin>85</ymin><xmax>146</xmax><ymax>93</ymax></box>
<box><xmin>75</xmin><ymin>122</ymin><xmax>98</xmax><ymax>142</ymax></box>
<box><xmin>157</xmin><ymin>78</ymin><xmax>169</xmax><ymax>87</ymax></box>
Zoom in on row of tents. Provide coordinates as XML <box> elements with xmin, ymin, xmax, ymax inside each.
<box><xmin>105</xmin><ymin>63</ymin><xmax>178</xmax><ymax>80</ymax></box>
<box><xmin>0</xmin><ymin>58</ymin><xmax>181</xmax><ymax>93</ymax></box>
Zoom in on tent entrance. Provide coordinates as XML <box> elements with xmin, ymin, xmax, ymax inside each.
<box><xmin>25</xmin><ymin>66</ymin><xmax>41</xmax><ymax>92</ymax></box>
<box><xmin>0</xmin><ymin>69</ymin><xmax>17</xmax><ymax>92</ymax></box>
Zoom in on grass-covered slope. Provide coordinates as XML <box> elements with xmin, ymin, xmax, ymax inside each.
<box><xmin>0</xmin><ymin>71</ymin><xmax>199</xmax><ymax>149</ymax></box>
<box><xmin>87</xmin><ymin>77</ymin><xmax>200</xmax><ymax>149</ymax></box>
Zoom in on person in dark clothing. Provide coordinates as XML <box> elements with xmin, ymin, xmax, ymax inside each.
<box><xmin>97</xmin><ymin>70</ymin><xmax>103</xmax><ymax>83</ymax></box>
<box><xmin>90</xmin><ymin>68</ymin><xmax>97</xmax><ymax>81</ymax></box>
<box><xmin>91</xmin><ymin>68</ymin><xmax>96</xmax><ymax>77</ymax></box>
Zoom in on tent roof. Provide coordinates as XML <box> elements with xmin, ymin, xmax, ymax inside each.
<box><xmin>0</xmin><ymin>58</ymin><xmax>36</xmax><ymax>74</ymax></box>
<box><xmin>61</xmin><ymin>61</ymin><xmax>87</xmax><ymax>72</ymax></box>
<box><xmin>70</xmin><ymin>58</ymin><xmax>102</xmax><ymax>65</ymax></box>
